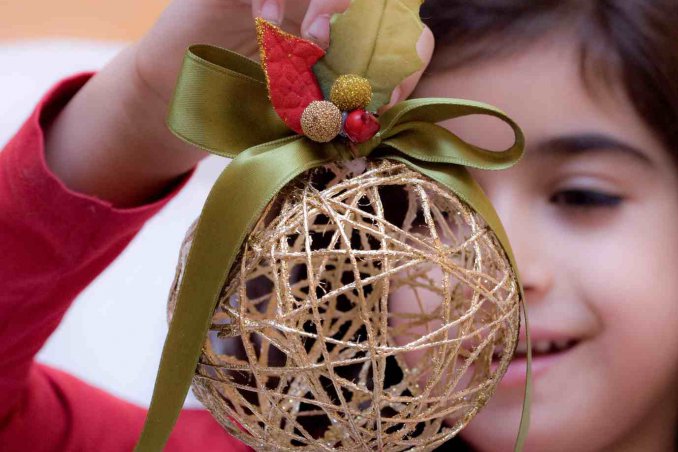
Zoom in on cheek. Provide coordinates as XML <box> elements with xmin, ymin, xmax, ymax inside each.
<box><xmin>568</xmin><ymin>201</ymin><xmax>678</xmax><ymax>423</ymax></box>
<box><xmin>575</xmin><ymin>203</ymin><xmax>678</xmax><ymax>355</ymax></box>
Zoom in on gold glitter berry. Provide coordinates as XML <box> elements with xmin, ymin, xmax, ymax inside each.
<box><xmin>301</xmin><ymin>101</ymin><xmax>343</xmax><ymax>143</ymax></box>
<box><xmin>330</xmin><ymin>75</ymin><xmax>373</xmax><ymax>111</ymax></box>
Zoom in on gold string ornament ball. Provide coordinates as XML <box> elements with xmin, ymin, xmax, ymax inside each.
<box><xmin>168</xmin><ymin>159</ymin><xmax>521</xmax><ymax>451</ymax></box>
<box><xmin>330</xmin><ymin>75</ymin><xmax>373</xmax><ymax>111</ymax></box>
<box><xmin>301</xmin><ymin>100</ymin><xmax>343</xmax><ymax>143</ymax></box>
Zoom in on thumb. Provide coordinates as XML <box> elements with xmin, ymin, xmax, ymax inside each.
<box><xmin>380</xmin><ymin>25</ymin><xmax>435</xmax><ymax>113</ymax></box>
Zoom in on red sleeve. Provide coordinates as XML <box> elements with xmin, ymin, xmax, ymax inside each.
<box><xmin>0</xmin><ymin>74</ymin><xmax>251</xmax><ymax>451</ymax></box>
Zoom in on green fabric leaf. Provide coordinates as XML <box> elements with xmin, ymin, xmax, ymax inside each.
<box><xmin>313</xmin><ymin>0</ymin><xmax>425</xmax><ymax>111</ymax></box>
<box><xmin>401</xmin><ymin>0</ymin><xmax>424</xmax><ymax>13</ymax></box>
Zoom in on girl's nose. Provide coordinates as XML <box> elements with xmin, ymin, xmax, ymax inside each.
<box><xmin>489</xmin><ymin>192</ymin><xmax>555</xmax><ymax>305</ymax></box>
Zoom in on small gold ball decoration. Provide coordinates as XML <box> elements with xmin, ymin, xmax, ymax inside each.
<box><xmin>300</xmin><ymin>100</ymin><xmax>343</xmax><ymax>143</ymax></box>
<box><xmin>168</xmin><ymin>160</ymin><xmax>521</xmax><ymax>451</ymax></box>
<box><xmin>330</xmin><ymin>74</ymin><xmax>373</xmax><ymax>111</ymax></box>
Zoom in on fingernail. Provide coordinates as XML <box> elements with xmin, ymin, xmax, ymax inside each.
<box><xmin>390</xmin><ymin>86</ymin><xmax>402</xmax><ymax>105</ymax></box>
<box><xmin>260</xmin><ymin>0</ymin><xmax>282</xmax><ymax>24</ymax></box>
<box><xmin>306</xmin><ymin>15</ymin><xmax>330</xmax><ymax>48</ymax></box>
<box><xmin>378</xmin><ymin>86</ymin><xmax>402</xmax><ymax>114</ymax></box>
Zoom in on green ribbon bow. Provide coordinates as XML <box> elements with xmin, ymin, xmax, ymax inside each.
<box><xmin>135</xmin><ymin>44</ymin><xmax>532</xmax><ymax>451</ymax></box>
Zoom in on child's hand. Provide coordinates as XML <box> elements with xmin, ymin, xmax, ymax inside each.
<box><xmin>44</xmin><ymin>0</ymin><xmax>434</xmax><ymax>207</ymax></box>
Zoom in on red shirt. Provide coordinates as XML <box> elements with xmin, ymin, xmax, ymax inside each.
<box><xmin>0</xmin><ymin>73</ymin><xmax>250</xmax><ymax>452</ymax></box>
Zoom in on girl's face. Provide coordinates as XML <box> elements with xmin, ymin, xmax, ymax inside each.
<box><xmin>414</xmin><ymin>38</ymin><xmax>678</xmax><ymax>451</ymax></box>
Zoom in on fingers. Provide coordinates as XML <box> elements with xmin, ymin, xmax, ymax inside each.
<box><xmin>300</xmin><ymin>0</ymin><xmax>351</xmax><ymax>48</ymax></box>
<box><xmin>251</xmin><ymin>0</ymin><xmax>435</xmax><ymax>109</ymax></box>
<box><xmin>251</xmin><ymin>0</ymin><xmax>285</xmax><ymax>24</ymax></box>
<box><xmin>252</xmin><ymin>0</ymin><xmax>350</xmax><ymax>49</ymax></box>
<box><xmin>380</xmin><ymin>25</ymin><xmax>435</xmax><ymax>112</ymax></box>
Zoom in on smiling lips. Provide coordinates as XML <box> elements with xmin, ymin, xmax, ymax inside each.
<box><xmin>492</xmin><ymin>337</ymin><xmax>580</xmax><ymax>361</ymax></box>
<box><xmin>489</xmin><ymin>335</ymin><xmax>583</xmax><ymax>388</ymax></box>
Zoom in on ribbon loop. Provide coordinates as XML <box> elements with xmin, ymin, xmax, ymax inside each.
<box><xmin>376</xmin><ymin>98</ymin><xmax>524</xmax><ymax>170</ymax></box>
<box><xmin>380</xmin><ymin>97</ymin><xmax>515</xmax><ymax>131</ymax></box>
<box><xmin>168</xmin><ymin>44</ymin><xmax>292</xmax><ymax>157</ymax></box>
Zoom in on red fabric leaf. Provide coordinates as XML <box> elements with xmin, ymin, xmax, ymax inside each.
<box><xmin>256</xmin><ymin>18</ymin><xmax>326</xmax><ymax>134</ymax></box>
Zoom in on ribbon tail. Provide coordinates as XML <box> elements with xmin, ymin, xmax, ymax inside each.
<box><xmin>135</xmin><ymin>137</ymin><xmax>340</xmax><ymax>451</ymax></box>
<box><xmin>515</xmin><ymin>296</ymin><xmax>532</xmax><ymax>452</ymax></box>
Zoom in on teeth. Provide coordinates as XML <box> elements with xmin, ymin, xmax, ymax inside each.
<box><xmin>534</xmin><ymin>340</ymin><xmax>551</xmax><ymax>353</ymax></box>
<box><xmin>512</xmin><ymin>339</ymin><xmax>578</xmax><ymax>355</ymax></box>
<box><xmin>554</xmin><ymin>339</ymin><xmax>570</xmax><ymax>351</ymax></box>
<box><xmin>501</xmin><ymin>338</ymin><xmax>579</xmax><ymax>358</ymax></box>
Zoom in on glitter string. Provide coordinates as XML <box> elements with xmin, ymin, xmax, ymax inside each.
<box><xmin>167</xmin><ymin>160</ymin><xmax>520</xmax><ymax>451</ymax></box>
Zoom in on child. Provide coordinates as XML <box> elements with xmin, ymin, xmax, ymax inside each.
<box><xmin>418</xmin><ymin>1</ymin><xmax>678</xmax><ymax>451</ymax></box>
<box><xmin>1</xmin><ymin>1</ymin><xmax>676</xmax><ymax>451</ymax></box>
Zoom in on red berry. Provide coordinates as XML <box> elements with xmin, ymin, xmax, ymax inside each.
<box><xmin>343</xmin><ymin>109</ymin><xmax>380</xmax><ymax>144</ymax></box>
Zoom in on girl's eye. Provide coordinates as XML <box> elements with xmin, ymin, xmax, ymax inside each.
<box><xmin>550</xmin><ymin>189</ymin><xmax>624</xmax><ymax>208</ymax></box>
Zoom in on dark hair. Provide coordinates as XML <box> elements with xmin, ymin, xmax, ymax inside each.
<box><xmin>420</xmin><ymin>0</ymin><xmax>678</xmax><ymax>158</ymax></box>
<box><xmin>417</xmin><ymin>1</ymin><xmax>678</xmax><ymax>449</ymax></box>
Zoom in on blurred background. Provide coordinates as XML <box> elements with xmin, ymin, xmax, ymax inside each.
<box><xmin>0</xmin><ymin>0</ymin><xmax>165</xmax><ymax>41</ymax></box>
<box><xmin>0</xmin><ymin>0</ymin><xmax>170</xmax><ymax>141</ymax></box>
<box><xmin>1</xmin><ymin>0</ymin><xmax>223</xmax><ymax>409</ymax></box>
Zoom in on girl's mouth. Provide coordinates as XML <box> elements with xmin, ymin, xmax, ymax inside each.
<box><xmin>493</xmin><ymin>338</ymin><xmax>580</xmax><ymax>360</ymax></box>
<box><xmin>492</xmin><ymin>338</ymin><xmax>582</xmax><ymax>387</ymax></box>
